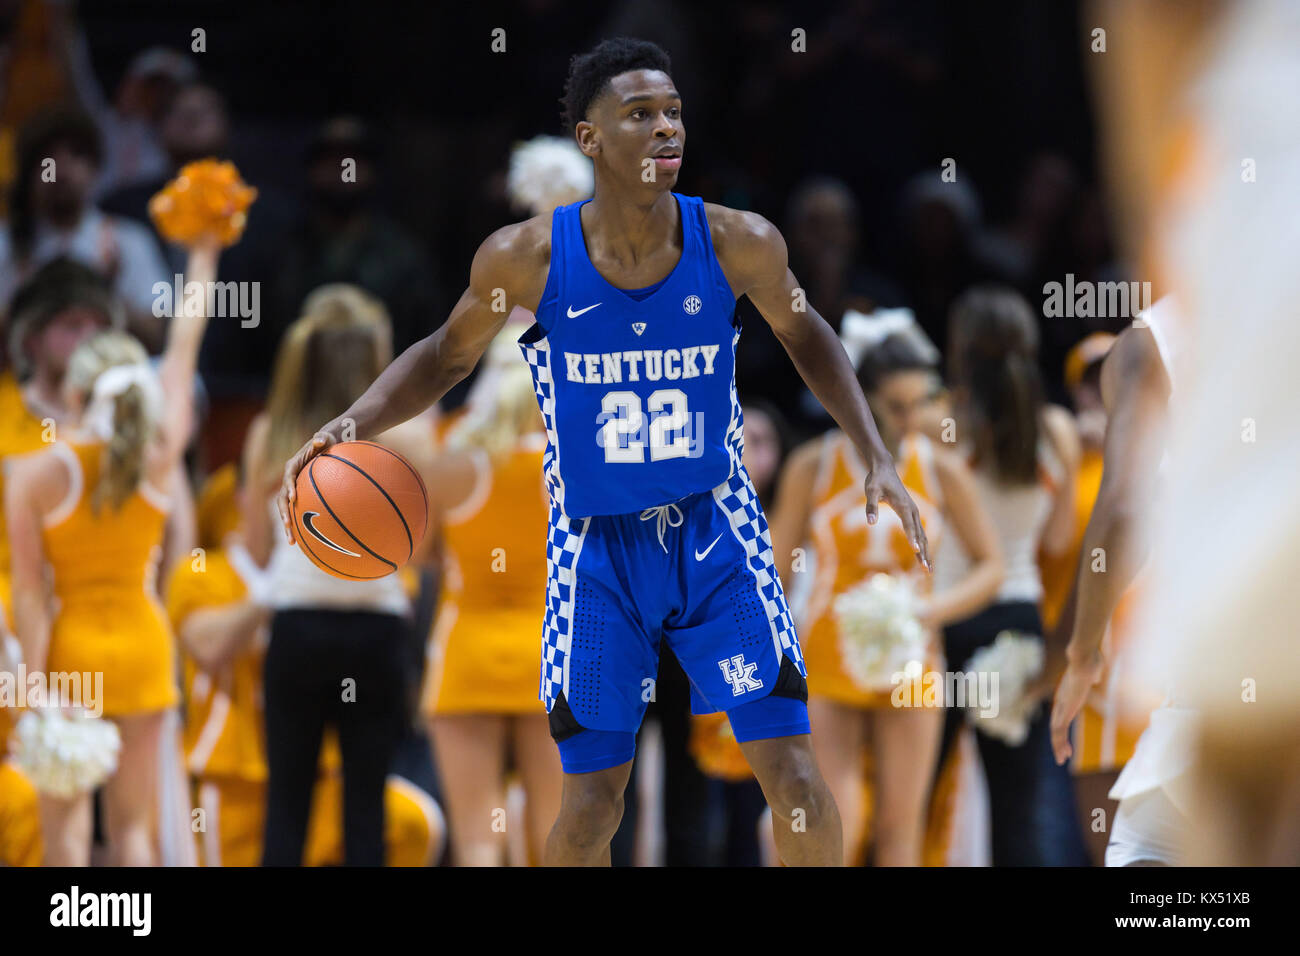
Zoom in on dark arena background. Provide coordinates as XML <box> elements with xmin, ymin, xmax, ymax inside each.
<box><xmin>0</xmin><ymin>0</ymin><xmax>1295</xmax><ymax>935</ymax></box>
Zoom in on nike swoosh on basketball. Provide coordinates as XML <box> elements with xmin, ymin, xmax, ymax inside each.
<box><xmin>695</xmin><ymin>534</ymin><xmax>723</xmax><ymax>561</ymax></box>
<box><xmin>301</xmin><ymin>511</ymin><xmax>362</xmax><ymax>557</ymax></box>
<box><xmin>567</xmin><ymin>302</ymin><xmax>602</xmax><ymax>318</ymax></box>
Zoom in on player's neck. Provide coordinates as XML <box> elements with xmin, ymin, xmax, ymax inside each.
<box><xmin>583</xmin><ymin>186</ymin><xmax>678</xmax><ymax>264</ymax></box>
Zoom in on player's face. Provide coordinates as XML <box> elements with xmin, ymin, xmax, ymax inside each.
<box><xmin>582</xmin><ymin>69</ymin><xmax>683</xmax><ymax>190</ymax></box>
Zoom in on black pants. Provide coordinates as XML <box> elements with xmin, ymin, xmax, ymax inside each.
<box><xmin>262</xmin><ymin>608</ymin><xmax>408</xmax><ymax>866</ymax></box>
<box><xmin>938</xmin><ymin>601</ymin><xmax>1091</xmax><ymax>866</ymax></box>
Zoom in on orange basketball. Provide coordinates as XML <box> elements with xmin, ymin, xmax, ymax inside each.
<box><xmin>292</xmin><ymin>441</ymin><xmax>428</xmax><ymax>580</ymax></box>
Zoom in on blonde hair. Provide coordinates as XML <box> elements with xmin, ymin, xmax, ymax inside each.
<box><xmin>260</xmin><ymin>284</ymin><xmax>393</xmax><ymax>485</ymax></box>
<box><xmin>64</xmin><ymin>331</ymin><xmax>155</xmax><ymax>514</ymax></box>
<box><xmin>444</xmin><ymin>326</ymin><xmax>540</xmax><ymax>460</ymax></box>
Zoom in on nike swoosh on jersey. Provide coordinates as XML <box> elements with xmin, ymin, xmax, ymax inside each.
<box><xmin>301</xmin><ymin>511</ymin><xmax>362</xmax><ymax>557</ymax></box>
<box><xmin>695</xmin><ymin>533</ymin><xmax>724</xmax><ymax>561</ymax></box>
<box><xmin>566</xmin><ymin>303</ymin><xmax>602</xmax><ymax>318</ymax></box>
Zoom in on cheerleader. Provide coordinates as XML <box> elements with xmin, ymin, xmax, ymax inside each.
<box><xmin>0</xmin><ymin>261</ymin><xmax>123</xmax><ymax>829</ymax></box>
<box><xmin>5</xmin><ymin>236</ymin><xmax>219</xmax><ymax>866</ymax></box>
<box><xmin>933</xmin><ymin>285</ymin><xmax>1089</xmax><ymax>866</ymax></box>
<box><xmin>419</xmin><ymin>321</ymin><xmax>561</xmax><ymax>866</ymax></box>
<box><xmin>771</xmin><ymin>314</ymin><xmax>1003</xmax><ymax>865</ymax></box>
<box><xmin>241</xmin><ymin>284</ymin><xmax>436</xmax><ymax>866</ymax></box>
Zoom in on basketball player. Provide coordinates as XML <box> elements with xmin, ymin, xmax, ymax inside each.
<box><xmin>1049</xmin><ymin>300</ymin><xmax>1175</xmax><ymax>866</ymax></box>
<box><xmin>278</xmin><ymin>38</ymin><xmax>930</xmax><ymax>866</ymax></box>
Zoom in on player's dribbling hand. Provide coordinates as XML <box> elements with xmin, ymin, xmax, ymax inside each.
<box><xmin>863</xmin><ymin>464</ymin><xmax>932</xmax><ymax>573</ymax></box>
<box><xmin>276</xmin><ymin>431</ymin><xmax>337</xmax><ymax>544</ymax></box>
<box><xmin>1049</xmin><ymin>651</ymin><xmax>1105</xmax><ymax>765</ymax></box>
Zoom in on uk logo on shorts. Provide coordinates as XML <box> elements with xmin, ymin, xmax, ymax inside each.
<box><xmin>719</xmin><ymin>654</ymin><xmax>763</xmax><ymax>696</ymax></box>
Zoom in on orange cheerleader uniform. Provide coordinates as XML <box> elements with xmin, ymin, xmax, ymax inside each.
<box><xmin>420</xmin><ymin>434</ymin><xmax>549</xmax><ymax>716</ymax></box>
<box><xmin>1032</xmin><ymin>445</ymin><xmax>1155</xmax><ymax>774</ymax></box>
<box><xmin>0</xmin><ymin>759</ymin><xmax>41</xmax><ymax>866</ymax></box>
<box><xmin>800</xmin><ymin>431</ymin><xmax>946</xmax><ymax>709</ymax></box>
<box><xmin>0</xmin><ymin>370</ymin><xmax>49</xmax><ymax>629</ymax></box>
<box><xmin>1038</xmin><ymin>445</ymin><xmax>1105</xmax><ymax>634</ymax></box>
<box><xmin>41</xmin><ymin>439</ymin><xmax>178</xmax><ymax>716</ymax></box>
<box><xmin>0</xmin><ymin>372</ymin><xmax>48</xmax><ymax>755</ymax></box>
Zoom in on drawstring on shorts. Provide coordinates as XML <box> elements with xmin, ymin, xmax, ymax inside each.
<box><xmin>638</xmin><ymin>503</ymin><xmax>684</xmax><ymax>553</ymax></box>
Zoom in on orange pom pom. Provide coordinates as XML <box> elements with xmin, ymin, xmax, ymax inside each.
<box><xmin>149</xmin><ymin>159</ymin><xmax>258</xmax><ymax>248</ymax></box>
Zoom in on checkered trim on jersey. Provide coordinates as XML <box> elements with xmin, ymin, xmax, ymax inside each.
<box><xmin>519</xmin><ymin>336</ymin><xmax>565</xmax><ymax>510</ymax></box>
<box><xmin>722</xmin><ymin>330</ymin><xmax>744</xmax><ymax>477</ymax></box>
<box><xmin>538</xmin><ymin>500</ymin><xmax>589</xmax><ymax>711</ymax></box>
<box><xmin>712</xmin><ymin>467</ymin><xmax>805</xmax><ymax>675</ymax></box>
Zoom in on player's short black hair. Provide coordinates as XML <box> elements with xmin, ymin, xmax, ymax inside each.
<box><xmin>560</xmin><ymin>37</ymin><xmax>672</xmax><ymax>133</ymax></box>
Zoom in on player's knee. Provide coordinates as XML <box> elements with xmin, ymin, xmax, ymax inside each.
<box><xmin>767</xmin><ymin>753</ymin><xmax>829</xmax><ymax>821</ymax></box>
<box><xmin>557</xmin><ymin>779</ymin><xmax>625</xmax><ymax>844</ymax></box>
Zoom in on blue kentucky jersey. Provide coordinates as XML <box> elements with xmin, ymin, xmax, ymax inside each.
<box><xmin>519</xmin><ymin>194</ymin><xmax>743</xmax><ymax>518</ymax></box>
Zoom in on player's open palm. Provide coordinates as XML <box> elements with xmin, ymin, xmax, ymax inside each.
<box><xmin>277</xmin><ymin>431</ymin><xmax>338</xmax><ymax>544</ymax></box>
<box><xmin>1050</xmin><ymin>653</ymin><xmax>1104</xmax><ymax>765</ymax></box>
<box><xmin>863</xmin><ymin>465</ymin><xmax>931</xmax><ymax>572</ymax></box>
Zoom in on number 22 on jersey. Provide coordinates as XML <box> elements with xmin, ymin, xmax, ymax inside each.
<box><xmin>600</xmin><ymin>389</ymin><xmax>693</xmax><ymax>463</ymax></box>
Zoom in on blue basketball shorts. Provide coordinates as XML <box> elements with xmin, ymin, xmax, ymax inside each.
<box><xmin>539</xmin><ymin>467</ymin><xmax>809</xmax><ymax>774</ymax></box>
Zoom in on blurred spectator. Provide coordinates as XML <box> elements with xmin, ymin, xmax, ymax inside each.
<box><xmin>0</xmin><ymin>107</ymin><xmax>169</xmax><ymax>345</ymax></box>
<box><xmin>976</xmin><ymin>151</ymin><xmax>1080</xmax><ymax>288</ymax></box>
<box><xmin>67</xmin><ymin>41</ymin><xmax>198</xmax><ymax>197</ymax></box>
<box><xmin>100</xmin><ymin>80</ymin><xmax>296</xmax><ymax>471</ymax></box>
<box><xmin>268</xmin><ymin>117</ymin><xmax>444</xmax><ymax>364</ymax></box>
<box><xmin>737</xmin><ymin>177</ymin><xmax>903</xmax><ymax>440</ymax></box>
<box><xmin>894</xmin><ymin>172</ymin><xmax>991</xmax><ymax>353</ymax></box>
<box><xmin>0</xmin><ymin>0</ymin><xmax>79</xmax><ymax>213</ymax></box>
<box><xmin>101</xmin><ymin>81</ymin><xmax>233</xmax><ymax>235</ymax></box>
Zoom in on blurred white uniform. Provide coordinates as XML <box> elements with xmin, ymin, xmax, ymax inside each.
<box><xmin>1110</xmin><ymin>0</ymin><xmax>1300</xmax><ymax>863</ymax></box>
<box><xmin>1104</xmin><ymin>301</ymin><xmax>1198</xmax><ymax>867</ymax></box>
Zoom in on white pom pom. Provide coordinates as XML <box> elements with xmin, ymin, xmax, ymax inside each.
<box><xmin>11</xmin><ymin>706</ymin><xmax>121</xmax><ymax>799</ymax></box>
<box><xmin>833</xmin><ymin>573</ymin><xmax>928</xmax><ymax>692</ymax></box>
<box><xmin>965</xmin><ymin>631</ymin><xmax>1045</xmax><ymax>745</ymax></box>
<box><xmin>507</xmin><ymin>136</ymin><xmax>593</xmax><ymax>217</ymax></box>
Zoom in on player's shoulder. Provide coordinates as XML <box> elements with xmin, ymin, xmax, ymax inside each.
<box><xmin>701</xmin><ymin>203</ymin><xmax>787</xmax><ymax>294</ymax></box>
<box><xmin>470</xmin><ymin>214</ymin><xmax>553</xmax><ymax>306</ymax></box>
<box><xmin>477</xmin><ymin>214</ymin><xmax>552</xmax><ymax>267</ymax></box>
<box><xmin>702</xmin><ymin>203</ymin><xmax>783</xmax><ymax>259</ymax></box>
<box><xmin>1103</xmin><ymin>322</ymin><xmax>1169</xmax><ymax>394</ymax></box>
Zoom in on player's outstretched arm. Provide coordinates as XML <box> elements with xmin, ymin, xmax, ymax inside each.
<box><xmin>1050</xmin><ymin>325</ymin><xmax>1170</xmax><ymax>763</ymax></box>
<box><xmin>712</xmin><ymin>207</ymin><xmax>930</xmax><ymax>571</ymax></box>
<box><xmin>276</xmin><ymin>218</ymin><xmax>550</xmax><ymax>543</ymax></box>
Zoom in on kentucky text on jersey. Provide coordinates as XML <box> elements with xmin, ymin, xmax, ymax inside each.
<box><xmin>562</xmin><ymin>344</ymin><xmax>722</xmax><ymax>384</ymax></box>
<box><xmin>519</xmin><ymin>194</ymin><xmax>743</xmax><ymax>518</ymax></box>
